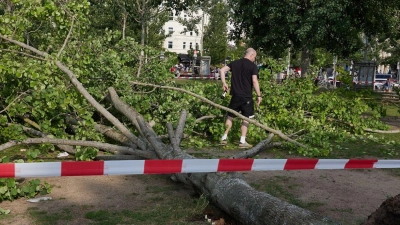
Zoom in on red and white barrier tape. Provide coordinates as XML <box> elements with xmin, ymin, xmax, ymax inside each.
<box><xmin>357</xmin><ymin>81</ymin><xmax>386</xmax><ymax>84</ymax></box>
<box><xmin>175</xmin><ymin>76</ymin><xmax>215</xmax><ymax>80</ymax></box>
<box><xmin>0</xmin><ymin>159</ymin><xmax>399</xmax><ymax>178</ymax></box>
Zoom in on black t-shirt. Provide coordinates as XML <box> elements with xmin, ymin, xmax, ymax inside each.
<box><xmin>228</xmin><ymin>58</ymin><xmax>258</xmax><ymax>98</ymax></box>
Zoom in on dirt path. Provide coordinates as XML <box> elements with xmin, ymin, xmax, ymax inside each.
<box><xmin>0</xmin><ymin>159</ymin><xmax>399</xmax><ymax>225</ymax></box>
<box><xmin>2</xmin><ymin>120</ymin><xmax>400</xmax><ymax>225</ymax></box>
<box><xmin>244</xmin><ymin>169</ymin><xmax>400</xmax><ymax>224</ymax></box>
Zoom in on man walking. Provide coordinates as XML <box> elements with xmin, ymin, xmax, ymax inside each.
<box><xmin>219</xmin><ymin>48</ymin><xmax>262</xmax><ymax>148</ymax></box>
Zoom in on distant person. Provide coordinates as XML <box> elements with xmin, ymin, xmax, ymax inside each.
<box><xmin>174</xmin><ymin>64</ymin><xmax>180</xmax><ymax>78</ymax></box>
<box><xmin>219</xmin><ymin>48</ymin><xmax>261</xmax><ymax>148</ymax></box>
<box><xmin>384</xmin><ymin>78</ymin><xmax>393</xmax><ymax>92</ymax></box>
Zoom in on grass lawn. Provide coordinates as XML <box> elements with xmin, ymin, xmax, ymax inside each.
<box><xmin>174</xmin><ymin>78</ymin><xmax>221</xmax><ymax>86</ymax></box>
<box><xmin>1</xmin><ymin>87</ymin><xmax>400</xmax><ymax>225</ymax></box>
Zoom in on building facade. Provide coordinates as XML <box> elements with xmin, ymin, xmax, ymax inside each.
<box><xmin>162</xmin><ymin>10</ymin><xmax>209</xmax><ymax>54</ymax></box>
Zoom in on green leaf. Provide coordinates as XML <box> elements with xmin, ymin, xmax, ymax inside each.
<box><xmin>0</xmin><ymin>208</ymin><xmax>10</xmax><ymax>215</ymax></box>
<box><xmin>0</xmin><ymin>186</ymin><xmax>8</xmax><ymax>194</ymax></box>
<box><xmin>21</xmin><ymin>186</ymin><xmax>30</xmax><ymax>193</ymax></box>
<box><xmin>10</xmin><ymin>188</ymin><xmax>18</xmax><ymax>196</ymax></box>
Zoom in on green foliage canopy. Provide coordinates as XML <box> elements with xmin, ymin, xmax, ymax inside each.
<box><xmin>0</xmin><ymin>0</ymin><xmax>391</xmax><ymax>162</ymax></box>
<box><xmin>203</xmin><ymin>2</ymin><xmax>229</xmax><ymax>65</ymax></box>
<box><xmin>228</xmin><ymin>0</ymin><xmax>400</xmax><ymax>58</ymax></box>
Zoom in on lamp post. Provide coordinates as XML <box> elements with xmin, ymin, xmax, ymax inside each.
<box><xmin>397</xmin><ymin>62</ymin><xmax>400</xmax><ymax>82</ymax></box>
<box><xmin>287</xmin><ymin>41</ymin><xmax>291</xmax><ymax>77</ymax></box>
<box><xmin>333</xmin><ymin>56</ymin><xmax>337</xmax><ymax>88</ymax></box>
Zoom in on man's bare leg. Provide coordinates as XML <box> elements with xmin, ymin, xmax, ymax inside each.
<box><xmin>220</xmin><ymin>116</ymin><xmax>233</xmax><ymax>145</ymax></box>
<box><xmin>240</xmin><ymin>121</ymin><xmax>249</xmax><ymax>143</ymax></box>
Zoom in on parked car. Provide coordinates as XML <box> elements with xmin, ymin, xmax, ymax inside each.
<box><xmin>374</xmin><ymin>74</ymin><xmax>399</xmax><ymax>90</ymax></box>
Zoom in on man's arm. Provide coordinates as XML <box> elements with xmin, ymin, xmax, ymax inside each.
<box><xmin>252</xmin><ymin>75</ymin><xmax>262</xmax><ymax>106</ymax></box>
<box><xmin>219</xmin><ymin>65</ymin><xmax>230</xmax><ymax>92</ymax></box>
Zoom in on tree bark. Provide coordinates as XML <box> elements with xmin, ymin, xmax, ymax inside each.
<box><xmin>18</xmin><ymin>124</ymin><xmax>76</xmax><ymax>154</ymax></box>
<box><xmin>301</xmin><ymin>48</ymin><xmax>311</xmax><ymax>78</ymax></box>
<box><xmin>0</xmin><ymin>34</ymin><xmax>340</xmax><ymax>225</ymax></box>
<box><xmin>128</xmin><ymin>110</ymin><xmax>339</xmax><ymax>225</ymax></box>
<box><xmin>130</xmin><ymin>81</ymin><xmax>308</xmax><ymax>149</ymax></box>
<box><xmin>184</xmin><ymin>173</ymin><xmax>339</xmax><ymax>225</ymax></box>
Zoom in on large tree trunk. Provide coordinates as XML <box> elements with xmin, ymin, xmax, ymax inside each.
<box><xmin>0</xmin><ymin>34</ymin><xmax>340</xmax><ymax>225</ymax></box>
<box><xmin>175</xmin><ymin>169</ymin><xmax>338</xmax><ymax>225</ymax></box>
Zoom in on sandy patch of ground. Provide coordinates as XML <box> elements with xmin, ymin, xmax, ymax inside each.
<box><xmin>0</xmin><ymin>175</ymin><xmax>197</xmax><ymax>225</ymax></box>
<box><xmin>2</xmin><ymin>122</ymin><xmax>400</xmax><ymax>225</ymax></box>
<box><xmin>244</xmin><ymin>169</ymin><xmax>400</xmax><ymax>224</ymax></box>
<box><xmin>0</xmin><ymin>160</ymin><xmax>399</xmax><ymax>225</ymax></box>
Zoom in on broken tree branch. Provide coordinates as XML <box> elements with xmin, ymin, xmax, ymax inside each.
<box><xmin>136</xmin><ymin>116</ymin><xmax>173</xmax><ymax>159</ymax></box>
<box><xmin>0</xmin><ymin>34</ymin><xmax>48</xmax><ymax>58</ymax></box>
<box><xmin>107</xmin><ymin>87</ymin><xmax>157</xmax><ymax>137</ymax></box>
<box><xmin>0</xmin><ymin>137</ymin><xmax>153</xmax><ymax>158</ymax></box>
<box><xmin>0</xmin><ymin>90</ymin><xmax>31</xmax><ymax>114</ymax></box>
<box><xmin>94</xmin><ymin>124</ymin><xmax>137</xmax><ymax>149</ymax></box>
<box><xmin>175</xmin><ymin>110</ymin><xmax>187</xmax><ymax>144</ymax></box>
<box><xmin>167</xmin><ymin>122</ymin><xmax>182</xmax><ymax>155</ymax></box>
<box><xmin>0</xmin><ymin>49</ymin><xmax>45</xmax><ymax>61</ymax></box>
<box><xmin>0</xmin><ymin>34</ymin><xmax>147</xmax><ymax>151</ymax></box>
<box><xmin>194</xmin><ymin>115</ymin><xmax>219</xmax><ymax>124</ymax></box>
<box><xmin>57</xmin><ymin>16</ymin><xmax>75</xmax><ymax>58</ymax></box>
<box><xmin>364</xmin><ymin>128</ymin><xmax>400</xmax><ymax>133</ymax></box>
<box><xmin>55</xmin><ymin>61</ymin><xmax>147</xmax><ymax>150</ymax></box>
<box><xmin>230</xmin><ymin>133</ymin><xmax>275</xmax><ymax>159</ymax></box>
<box><xmin>13</xmin><ymin>123</ymin><xmax>76</xmax><ymax>154</ymax></box>
<box><xmin>130</xmin><ymin>81</ymin><xmax>308</xmax><ymax>149</ymax></box>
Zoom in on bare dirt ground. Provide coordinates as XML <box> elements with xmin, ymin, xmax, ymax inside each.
<box><xmin>1</xmin><ymin>121</ymin><xmax>400</xmax><ymax>225</ymax></box>
<box><xmin>0</xmin><ymin>153</ymin><xmax>399</xmax><ymax>225</ymax></box>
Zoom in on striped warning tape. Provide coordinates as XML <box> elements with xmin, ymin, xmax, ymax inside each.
<box><xmin>0</xmin><ymin>159</ymin><xmax>399</xmax><ymax>178</ymax></box>
<box><xmin>356</xmin><ymin>81</ymin><xmax>382</xmax><ymax>84</ymax></box>
<box><xmin>175</xmin><ymin>76</ymin><xmax>215</xmax><ymax>80</ymax></box>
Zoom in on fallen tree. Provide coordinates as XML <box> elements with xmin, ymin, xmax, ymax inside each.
<box><xmin>0</xmin><ymin>34</ymin><xmax>340</xmax><ymax>224</ymax></box>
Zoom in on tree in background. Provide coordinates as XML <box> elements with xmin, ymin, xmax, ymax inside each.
<box><xmin>203</xmin><ymin>1</ymin><xmax>229</xmax><ymax>65</ymax></box>
<box><xmin>228</xmin><ymin>0</ymin><xmax>400</xmax><ymax>77</ymax></box>
<box><xmin>175</xmin><ymin>0</ymin><xmax>220</xmax><ymax>56</ymax></box>
<box><xmin>1</xmin><ymin>1</ymin><xmax>397</xmax><ymax>224</ymax></box>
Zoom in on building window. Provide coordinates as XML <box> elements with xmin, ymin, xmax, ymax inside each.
<box><xmin>168</xmin><ymin>41</ymin><xmax>173</xmax><ymax>49</ymax></box>
<box><xmin>196</xmin><ymin>43</ymin><xmax>199</xmax><ymax>50</ymax></box>
<box><xmin>190</xmin><ymin>42</ymin><xmax>193</xmax><ymax>49</ymax></box>
<box><xmin>184</xmin><ymin>14</ymin><xmax>187</xmax><ymax>20</ymax></box>
<box><xmin>190</xmin><ymin>31</ymin><xmax>193</xmax><ymax>36</ymax></box>
<box><xmin>168</xmin><ymin>27</ymin><xmax>173</xmax><ymax>34</ymax></box>
<box><xmin>183</xmin><ymin>42</ymin><xmax>186</xmax><ymax>49</ymax></box>
<box><xmin>169</xmin><ymin>11</ymin><xmax>173</xmax><ymax>20</ymax></box>
<box><xmin>196</xmin><ymin>32</ymin><xmax>199</xmax><ymax>36</ymax></box>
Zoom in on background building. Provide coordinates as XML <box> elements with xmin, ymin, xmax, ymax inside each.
<box><xmin>162</xmin><ymin>10</ymin><xmax>209</xmax><ymax>54</ymax></box>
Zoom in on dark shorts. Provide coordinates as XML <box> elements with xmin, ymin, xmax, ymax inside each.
<box><xmin>227</xmin><ymin>96</ymin><xmax>255</xmax><ymax>118</ymax></box>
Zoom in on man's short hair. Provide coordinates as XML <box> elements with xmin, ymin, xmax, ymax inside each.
<box><xmin>245</xmin><ymin>48</ymin><xmax>256</xmax><ymax>56</ymax></box>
